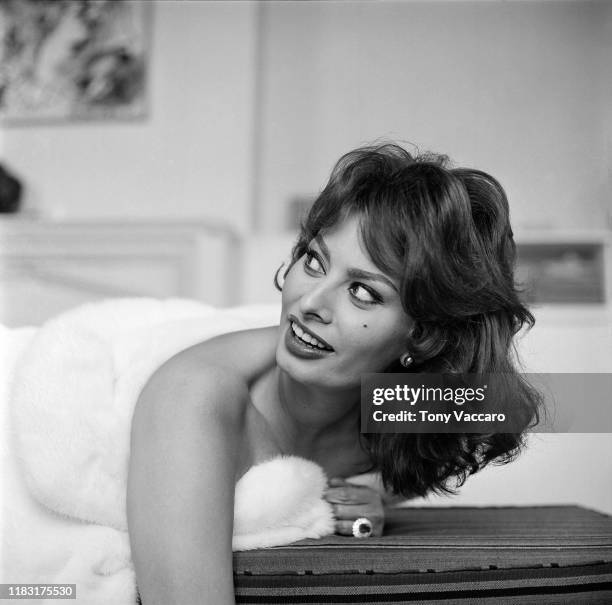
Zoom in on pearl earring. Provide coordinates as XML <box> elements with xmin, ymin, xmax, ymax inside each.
<box><xmin>400</xmin><ymin>353</ymin><xmax>413</xmax><ymax>368</ymax></box>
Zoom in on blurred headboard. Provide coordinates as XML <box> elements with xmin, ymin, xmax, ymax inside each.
<box><xmin>0</xmin><ymin>218</ymin><xmax>239</xmax><ymax>327</ymax></box>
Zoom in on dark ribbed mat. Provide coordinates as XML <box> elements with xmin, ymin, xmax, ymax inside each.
<box><xmin>233</xmin><ymin>506</ymin><xmax>612</xmax><ymax>604</ymax></box>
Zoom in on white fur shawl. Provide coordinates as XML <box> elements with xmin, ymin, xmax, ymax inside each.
<box><xmin>4</xmin><ymin>299</ymin><xmax>335</xmax><ymax>605</ymax></box>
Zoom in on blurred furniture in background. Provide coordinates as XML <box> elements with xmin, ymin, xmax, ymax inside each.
<box><xmin>515</xmin><ymin>230</ymin><xmax>609</xmax><ymax>305</ymax></box>
<box><xmin>0</xmin><ymin>218</ymin><xmax>239</xmax><ymax>326</ymax></box>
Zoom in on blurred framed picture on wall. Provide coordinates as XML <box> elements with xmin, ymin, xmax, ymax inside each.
<box><xmin>516</xmin><ymin>242</ymin><xmax>606</xmax><ymax>304</ymax></box>
<box><xmin>0</xmin><ymin>0</ymin><xmax>151</xmax><ymax>125</ymax></box>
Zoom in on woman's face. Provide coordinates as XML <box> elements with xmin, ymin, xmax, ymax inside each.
<box><xmin>276</xmin><ymin>215</ymin><xmax>412</xmax><ymax>390</ymax></box>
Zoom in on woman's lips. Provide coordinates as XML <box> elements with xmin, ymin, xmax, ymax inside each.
<box><xmin>288</xmin><ymin>315</ymin><xmax>334</xmax><ymax>351</ymax></box>
<box><xmin>284</xmin><ymin>321</ymin><xmax>334</xmax><ymax>360</ymax></box>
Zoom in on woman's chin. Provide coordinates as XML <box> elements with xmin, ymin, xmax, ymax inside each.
<box><xmin>276</xmin><ymin>346</ymin><xmax>312</xmax><ymax>381</ymax></box>
<box><xmin>277</xmin><ymin>346</ymin><xmax>325</xmax><ymax>386</ymax></box>
<box><xmin>277</xmin><ymin>351</ymin><xmax>362</xmax><ymax>393</ymax></box>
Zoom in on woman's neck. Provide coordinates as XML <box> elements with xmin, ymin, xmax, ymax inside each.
<box><xmin>261</xmin><ymin>366</ymin><xmax>362</xmax><ymax>458</ymax></box>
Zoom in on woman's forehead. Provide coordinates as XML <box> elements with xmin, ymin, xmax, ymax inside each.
<box><xmin>313</xmin><ymin>219</ymin><xmax>400</xmax><ymax>289</ymax></box>
<box><xmin>318</xmin><ymin>216</ymin><xmax>403</xmax><ymax>279</ymax></box>
<box><xmin>315</xmin><ymin>215</ymin><xmax>366</xmax><ymax>253</ymax></box>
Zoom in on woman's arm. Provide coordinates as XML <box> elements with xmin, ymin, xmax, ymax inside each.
<box><xmin>127</xmin><ymin>356</ymin><xmax>249</xmax><ymax>605</ymax></box>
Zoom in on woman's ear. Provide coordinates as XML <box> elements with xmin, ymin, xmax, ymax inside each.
<box><xmin>274</xmin><ymin>259</ymin><xmax>293</xmax><ymax>290</ymax></box>
<box><xmin>274</xmin><ymin>263</ymin><xmax>286</xmax><ymax>289</ymax></box>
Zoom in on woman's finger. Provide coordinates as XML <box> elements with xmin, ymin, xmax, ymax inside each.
<box><xmin>324</xmin><ymin>486</ymin><xmax>371</xmax><ymax>505</ymax></box>
<box><xmin>334</xmin><ymin>519</ymin><xmax>355</xmax><ymax>536</ymax></box>
<box><xmin>332</xmin><ymin>502</ymin><xmax>381</xmax><ymax>521</ymax></box>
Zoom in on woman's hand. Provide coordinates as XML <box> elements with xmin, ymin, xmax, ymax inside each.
<box><xmin>324</xmin><ymin>477</ymin><xmax>385</xmax><ymax>537</ymax></box>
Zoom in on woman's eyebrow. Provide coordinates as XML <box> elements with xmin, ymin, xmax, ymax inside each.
<box><xmin>313</xmin><ymin>235</ymin><xmax>398</xmax><ymax>292</ymax></box>
<box><xmin>347</xmin><ymin>268</ymin><xmax>398</xmax><ymax>292</ymax></box>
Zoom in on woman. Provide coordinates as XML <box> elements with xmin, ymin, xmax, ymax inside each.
<box><xmin>127</xmin><ymin>143</ymin><xmax>540</xmax><ymax>604</ymax></box>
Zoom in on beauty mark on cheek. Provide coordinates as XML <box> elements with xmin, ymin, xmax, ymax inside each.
<box><xmin>362</xmin><ymin>324</ymin><xmax>367</xmax><ymax>328</ymax></box>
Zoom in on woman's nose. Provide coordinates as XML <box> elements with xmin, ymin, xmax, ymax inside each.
<box><xmin>298</xmin><ymin>282</ymin><xmax>333</xmax><ymax>323</ymax></box>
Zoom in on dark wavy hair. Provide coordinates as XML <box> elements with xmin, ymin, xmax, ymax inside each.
<box><xmin>276</xmin><ymin>143</ymin><xmax>542</xmax><ymax>498</ymax></box>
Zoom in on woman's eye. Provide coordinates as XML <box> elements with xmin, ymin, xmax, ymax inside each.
<box><xmin>349</xmin><ymin>283</ymin><xmax>382</xmax><ymax>305</ymax></box>
<box><xmin>304</xmin><ymin>250</ymin><xmax>324</xmax><ymax>273</ymax></box>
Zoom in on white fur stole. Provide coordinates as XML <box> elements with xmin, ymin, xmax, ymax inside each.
<box><xmin>5</xmin><ymin>299</ymin><xmax>334</xmax><ymax>605</ymax></box>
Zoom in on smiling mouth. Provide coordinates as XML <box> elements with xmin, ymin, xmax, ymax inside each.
<box><xmin>289</xmin><ymin>320</ymin><xmax>334</xmax><ymax>351</ymax></box>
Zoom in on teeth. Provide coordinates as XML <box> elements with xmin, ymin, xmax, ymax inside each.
<box><xmin>291</xmin><ymin>322</ymin><xmax>330</xmax><ymax>350</ymax></box>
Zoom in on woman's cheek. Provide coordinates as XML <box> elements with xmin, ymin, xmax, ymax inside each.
<box><xmin>359</xmin><ymin>326</ymin><xmax>404</xmax><ymax>369</ymax></box>
<box><xmin>281</xmin><ymin>266</ymin><xmax>304</xmax><ymax>302</ymax></box>
<box><xmin>343</xmin><ymin>334</ymin><xmax>387</xmax><ymax>369</ymax></box>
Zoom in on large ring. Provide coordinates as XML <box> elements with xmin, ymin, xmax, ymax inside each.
<box><xmin>352</xmin><ymin>517</ymin><xmax>373</xmax><ymax>538</ymax></box>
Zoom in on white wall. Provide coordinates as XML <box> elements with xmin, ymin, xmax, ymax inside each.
<box><xmin>3</xmin><ymin>1</ymin><xmax>609</xmax><ymax>233</ymax></box>
<box><xmin>1</xmin><ymin>1</ymin><xmax>257</xmax><ymax>232</ymax></box>
<box><xmin>603</xmin><ymin>1</ymin><xmax>612</xmax><ymax>219</ymax></box>
<box><xmin>258</xmin><ymin>0</ymin><xmax>609</xmax><ymax>232</ymax></box>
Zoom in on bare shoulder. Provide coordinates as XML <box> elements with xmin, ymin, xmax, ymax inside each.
<box><xmin>168</xmin><ymin>324</ymin><xmax>280</xmax><ymax>385</ymax></box>
<box><xmin>135</xmin><ymin>325</ymin><xmax>278</xmax><ymax>425</ymax></box>
<box><xmin>132</xmin><ymin>355</ymin><xmax>249</xmax><ymax>434</ymax></box>
<box><xmin>133</xmin><ymin>327</ymin><xmax>283</xmax><ymax>482</ymax></box>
